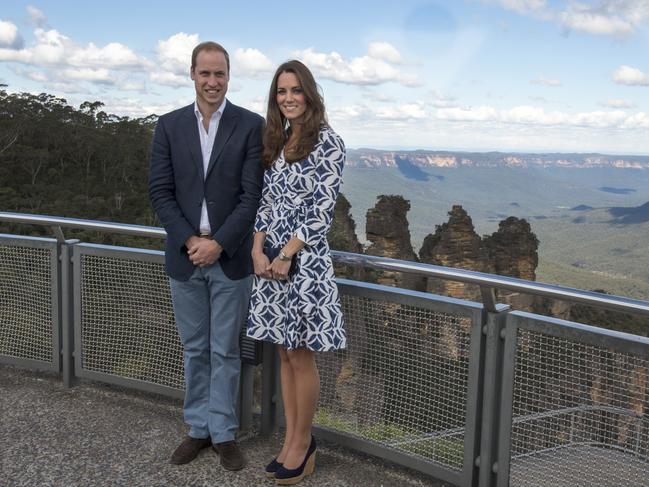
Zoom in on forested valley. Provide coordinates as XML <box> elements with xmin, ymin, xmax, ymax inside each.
<box><xmin>0</xmin><ymin>86</ymin><xmax>159</xmax><ymax>247</ymax></box>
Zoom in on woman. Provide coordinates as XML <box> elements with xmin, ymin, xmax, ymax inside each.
<box><xmin>247</xmin><ymin>60</ymin><xmax>346</xmax><ymax>485</ymax></box>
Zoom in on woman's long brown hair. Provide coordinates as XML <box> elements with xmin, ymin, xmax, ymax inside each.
<box><xmin>262</xmin><ymin>60</ymin><xmax>327</xmax><ymax>168</ymax></box>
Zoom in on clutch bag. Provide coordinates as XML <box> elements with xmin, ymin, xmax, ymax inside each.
<box><xmin>263</xmin><ymin>243</ymin><xmax>298</xmax><ymax>277</ymax></box>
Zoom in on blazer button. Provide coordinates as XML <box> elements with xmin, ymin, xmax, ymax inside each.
<box><xmin>208</xmin><ymin>201</ymin><xmax>215</xmax><ymax>206</ymax></box>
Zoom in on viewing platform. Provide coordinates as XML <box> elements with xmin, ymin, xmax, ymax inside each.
<box><xmin>1</xmin><ymin>365</ymin><xmax>437</xmax><ymax>487</ymax></box>
<box><xmin>1</xmin><ymin>212</ymin><xmax>648</xmax><ymax>487</ymax></box>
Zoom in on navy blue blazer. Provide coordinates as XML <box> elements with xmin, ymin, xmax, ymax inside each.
<box><xmin>149</xmin><ymin>101</ymin><xmax>264</xmax><ymax>281</ymax></box>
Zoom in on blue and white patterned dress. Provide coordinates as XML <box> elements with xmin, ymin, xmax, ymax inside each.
<box><xmin>246</xmin><ymin>125</ymin><xmax>346</xmax><ymax>351</ymax></box>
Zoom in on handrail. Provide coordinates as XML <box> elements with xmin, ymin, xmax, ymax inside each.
<box><xmin>2</xmin><ymin>211</ymin><xmax>649</xmax><ymax>318</ymax></box>
<box><xmin>332</xmin><ymin>252</ymin><xmax>649</xmax><ymax>317</ymax></box>
<box><xmin>0</xmin><ymin>212</ymin><xmax>166</xmax><ymax>238</ymax></box>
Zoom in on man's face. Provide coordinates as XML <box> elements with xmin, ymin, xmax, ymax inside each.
<box><xmin>191</xmin><ymin>50</ymin><xmax>229</xmax><ymax>110</ymax></box>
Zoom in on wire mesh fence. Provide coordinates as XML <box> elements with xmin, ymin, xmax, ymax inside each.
<box><xmin>0</xmin><ymin>242</ymin><xmax>55</xmax><ymax>364</ymax></box>
<box><xmin>5</xmin><ymin>228</ymin><xmax>649</xmax><ymax>486</ymax></box>
<box><xmin>314</xmin><ymin>292</ymin><xmax>474</xmax><ymax>470</ymax></box>
<box><xmin>508</xmin><ymin>328</ymin><xmax>649</xmax><ymax>487</ymax></box>
<box><xmin>78</xmin><ymin>253</ymin><xmax>184</xmax><ymax>389</ymax></box>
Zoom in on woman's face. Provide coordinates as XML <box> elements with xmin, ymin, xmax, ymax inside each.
<box><xmin>276</xmin><ymin>71</ymin><xmax>307</xmax><ymax>124</ymax></box>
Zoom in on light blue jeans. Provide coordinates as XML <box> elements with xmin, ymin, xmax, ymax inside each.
<box><xmin>169</xmin><ymin>262</ymin><xmax>252</xmax><ymax>443</ymax></box>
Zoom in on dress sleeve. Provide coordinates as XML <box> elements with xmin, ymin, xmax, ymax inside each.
<box><xmin>254</xmin><ymin>169</ymin><xmax>273</xmax><ymax>233</ymax></box>
<box><xmin>294</xmin><ymin>129</ymin><xmax>345</xmax><ymax>247</ymax></box>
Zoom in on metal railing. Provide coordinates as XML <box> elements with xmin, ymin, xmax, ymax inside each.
<box><xmin>1</xmin><ymin>212</ymin><xmax>648</xmax><ymax>487</ymax></box>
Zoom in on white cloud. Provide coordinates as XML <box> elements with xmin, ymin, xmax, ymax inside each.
<box><xmin>45</xmin><ymin>81</ymin><xmax>86</xmax><ymax>94</ymax></box>
<box><xmin>12</xmin><ymin>64</ymin><xmax>122</xmax><ymax>88</ymax></box>
<box><xmin>329</xmin><ymin>102</ymin><xmax>427</xmax><ymax>123</ymax></box>
<box><xmin>531</xmin><ymin>76</ymin><xmax>562</xmax><ymax>86</ymax></box>
<box><xmin>493</xmin><ymin>0</ymin><xmax>548</xmax><ymax>15</ymax></box>
<box><xmin>101</xmin><ymin>96</ymin><xmax>191</xmax><ymax>118</ymax></box>
<box><xmin>367</xmin><ymin>42</ymin><xmax>403</xmax><ymax>64</ymax></box>
<box><xmin>26</xmin><ymin>70</ymin><xmax>48</xmax><ymax>82</ymax></box>
<box><xmin>560</xmin><ymin>11</ymin><xmax>631</xmax><ymax>36</ymax></box>
<box><xmin>612</xmin><ymin>65</ymin><xmax>649</xmax><ymax>86</ymax></box>
<box><xmin>436</xmin><ymin>104</ymin><xmax>649</xmax><ymax>129</ymax></box>
<box><xmin>375</xmin><ymin>103</ymin><xmax>427</xmax><ymax>120</ymax></box>
<box><xmin>155</xmin><ymin>32</ymin><xmax>198</xmax><ymax>75</ymax></box>
<box><xmin>26</xmin><ymin>5</ymin><xmax>47</xmax><ymax>28</ymax></box>
<box><xmin>0</xmin><ymin>20</ymin><xmax>23</xmax><ymax>49</ymax></box>
<box><xmin>600</xmin><ymin>99</ymin><xmax>636</xmax><ymax>109</ymax></box>
<box><xmin>430</xmin><ymin>89</ymin><xmax>457</xmax><ymax>108</ymax></box>
<box><xmin>154</xmin><ymin>71</ymin><xmax>188</xmax><ymax>88</ymax></box>
<box><xmin>10</xmin><ymin>66</ymin><xmax>49</xmax><ymax>82</ymax></box>
<box><xmin>559</xmin><ymin>1</ymin><xmax>649</xmax><ymax>36</ymax></box>
<box><xmin>437</xmin><ymin>105</ymin><xmax>499</xmax><ymax>122</ymax></box>
<box><xmin>0</xmin><ymin>28</ymin><xmax>149</xmax><ymax>69</ymax></box>
<box><xmin>570</xmin><ymin>110</ymin><xmax>630</xmax><ymax>128</ymax></box>
<box><xmin>622</xmin><ymin>111</ymin><xmax>649</xmax><ymax>128</ymax></box>
<box><xmin>293</xmin><ymin>46</ymin><xmax>420</xmax><ymax>87</ymax></box>
<box><xmin>68</xmin><ymin>41</ymin><xmax>146</xmax><ymax>69</ymax></box>
<box><xmin>232</xmin><ymin>48</ymin><xmax>274</xmax><ymax>77</ymax></box>
<box><xmin>489</xmin><ymin>0</ymin><xmax>649</xmax><ymax>36</ymax></box>
<box><xmin>60</xmin><ymin>67</ymin><xmax>112</xmax><ymax>83</ymax></box>
<box><xmin>361</xmin><ymin>90</ymin><xmax>396</xmax><ymax>103</ymax></box>
<box><xmin>116</xmin><ymin>79</ymin><xmax>146</xmax><ymax>92</ymax></box>
<box><xmin>329</xmin><ymin>105</ymin><xmax>368</xmax><ymax>122</ymax></box>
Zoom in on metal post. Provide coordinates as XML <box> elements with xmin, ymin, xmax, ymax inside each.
<box><xmin>494</xmin><ymin>315</ymin><xmax>518</xmax><ymax>487</ymax></box>
<box><xmin>475</xmin><ymin>304</ymin><xmax>510</xmax><ymax>487</ymax></box>
<box><xmin>261</xmin><ymin>342</ymin><xmax>278</xmax><ymax>435</ymax></box>
<box><xmin>480</xmin><ymin>286</ymin><xmax>498</xmax><ymax>313</ymax></box>
<box><xmin>60</xmin><ymin>240</ymin><xmax>78</xmax><ymax>387</ymax></box>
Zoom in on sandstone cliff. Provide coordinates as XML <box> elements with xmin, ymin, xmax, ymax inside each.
<box><xmin>419</xmin><ymin>205</ymin><xmax>494</xmax><ymax>301</ymax></box>
<box><xmin>328</xmin><ymin>193</ymin><xmax>363</xmax><ymax>255</ymax></box>
<box><xmin>418</xmin><ymin>207</ymin><xmax>543</xmax><ymax>312</ymax></box>
<box><xmin>327</xmin><ymin>193</ymin><xmax>364</xmax><ymax>281</ymax></box>
<box><xmin>483</xmin><ymin>216</ymin><xmax>538</xmax><ymax>281</ymax></box>
<box><xmin>364</xmin><ymin>195</ymin><xmax>425</xmax><ymax>291</ymax></box>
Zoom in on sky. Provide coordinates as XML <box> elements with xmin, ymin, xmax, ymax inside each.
<box><xmin>1</xmin><ymin>0</ymin><xmax>649</xmax><ymax>154</ymax></box>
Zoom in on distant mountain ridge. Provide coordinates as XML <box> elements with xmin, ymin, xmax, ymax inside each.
<box><xmin>347</xmin><ymin>149</ymin><xmax>649</xmax><ymax>169</ymax></box>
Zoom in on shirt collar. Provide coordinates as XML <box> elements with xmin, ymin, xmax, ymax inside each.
<box><xmin>194</xmin><ymin>98</ymin><xmax>227</xmax><ymax>122</ymax></box>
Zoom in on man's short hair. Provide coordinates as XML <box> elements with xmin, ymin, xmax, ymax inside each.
<box><xmin>191</xmin><ymin>41</ymin><xmax>230</xmax><ymax>73</ymax></box>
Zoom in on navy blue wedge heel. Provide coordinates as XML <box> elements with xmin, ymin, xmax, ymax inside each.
<box><xmin>265</xmin><ymin>457</ymin><xmax>283</xmax><ymax>478</ymax></box>
<box><xmin>274</xmin><ymin>436</ymin><xmax>317</xmax><ymax>485</ymax></box>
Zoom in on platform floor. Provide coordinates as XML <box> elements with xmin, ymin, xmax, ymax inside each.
<box><xmin>0</xmin><ymin>365</ymin><xmax>445</xmax><ymax>487</ymax></box>
<box><xmin>510</xmin><ymin>444</ymin><xmax>649</xmax><ymax>487</ymax></box>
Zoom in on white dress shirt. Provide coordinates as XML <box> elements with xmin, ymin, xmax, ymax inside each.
<box><xmin>194</xmin><ymin>99</ymin><xmax>227</xmax><ymax>234</ymax></box>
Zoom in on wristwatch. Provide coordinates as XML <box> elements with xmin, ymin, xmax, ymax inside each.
<box><xmin>279</xmin><ymin>250</ymin><xmax>292</xmax><ymax>261</ymax></box>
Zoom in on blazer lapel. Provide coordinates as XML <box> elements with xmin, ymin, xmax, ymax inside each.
<box><xmin>206</xmin><ymin>102</ymin><xmax>239</xmax><ymax>178</ymax></box>
<box><xmin>181</xmin><ymin>105</ymin><xmax>204</xmax><ymax>176</ymax></box>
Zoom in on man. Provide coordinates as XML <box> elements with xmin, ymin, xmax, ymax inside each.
<box><xmin>149</xmin><ymin>41</ymin><xmax>264</xmax><ymax>470</ymax></box>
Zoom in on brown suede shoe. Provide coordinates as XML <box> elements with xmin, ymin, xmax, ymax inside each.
<box><xmin>169</xmin><ymin>436</ymin><xmax>212</xmax><ymax>465</ymax></box>
<box><xmin>213</xmin><ymin>440</ymin><xmax>246</xmax><ymax>471</ymax></box>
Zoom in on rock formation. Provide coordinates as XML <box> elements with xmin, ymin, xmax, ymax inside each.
<box><xmin>328</xmin><ymin>193</ymin><xmax>363</xmax><ymax>254</ymax></box>
<box><xmin>483</xmin><ymin>216</ymin><xmax>538</xmax><ymax>281</ymax></box>
<box><xmin>364</xmin><ymin>195</ymin><xmax>425</xmax><ymax>291</ymax></box>
<box><xmin>327</xmin><ymin>193</ymin><xmax>364</xmax><ymax>281</ymax></box>
<box><xmin>418</xmin><ymin>207</ymin><xmax>543</xmax><ymax>312</ymax></box>
<box><xmin>419</xmin><ymin>205</ymin><xmax>494</xmax><ymax>301</ymax></box>
<box><xmin>483</xmin><ymin>216</ymin><xmax>543</xmax><ymax>312</ymax></box>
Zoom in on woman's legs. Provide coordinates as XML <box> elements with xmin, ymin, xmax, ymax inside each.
<box><xmin>276</xmin><ymin>346</ymin><xmax>296</xmax><ymax>463</ymax></box>
<box><xmin>281</xmin><ymin>348</ymin><xmax>320</xmax><ymax>469</ymax></box>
